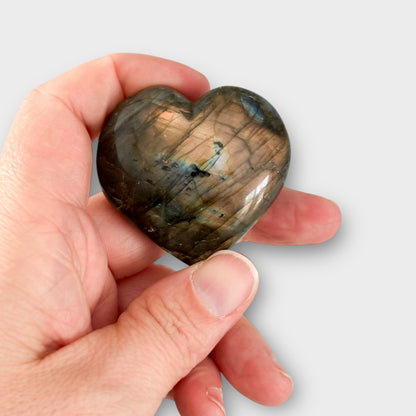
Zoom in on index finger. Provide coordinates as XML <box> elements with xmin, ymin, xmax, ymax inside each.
<box><xmin>2</xmin><ymin>54</ymin><xmax>209</xmax><ymax>206</ymax></box>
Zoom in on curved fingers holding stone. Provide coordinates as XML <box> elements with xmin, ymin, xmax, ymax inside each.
<box><xmin>87</xmin><ymin>188</ymin><xmax>341</xmax><ymax>281</ymax></box>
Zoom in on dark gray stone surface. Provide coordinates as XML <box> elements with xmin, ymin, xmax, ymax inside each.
<box><xmin>97</xmin><ymin>86</ymin><xmax>290</xmax><ymax>264</ymax></box>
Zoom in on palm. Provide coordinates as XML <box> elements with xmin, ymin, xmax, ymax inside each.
<box><xmin>36</xmin><ymin>201</ymin><xmax>112</xmax><ymax>346</ymax></box>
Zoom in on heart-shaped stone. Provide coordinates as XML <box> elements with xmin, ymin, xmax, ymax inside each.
<box><xmin>97</xmin><ymin>86</ymin><xmax>290</xmax><ymax>264</ymax></box>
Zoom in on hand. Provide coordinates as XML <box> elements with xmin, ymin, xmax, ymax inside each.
<box><xmin>0</xmin><ymin>54</ymin><xmax>341</xmax><ymax>415</ymax></box>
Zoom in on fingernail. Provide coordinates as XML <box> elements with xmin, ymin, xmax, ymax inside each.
<box><xmin>206</xmin><ymin>387</ymin><xmax>226</xmax><ymax>415</ymax></box>
<box><xmin>270</xmin><ymin>353</ymin><xmax>294</xmax><ymax>387</ymax></box>
<box><xmin>191</xmin><ymin>251</ymin><xmax>258</xmax><ymax>317</ymax></box>
<box><xmin>279</xmin><ymin>369</ymin><xmax>293</xmax><ymax>384</ymax></box>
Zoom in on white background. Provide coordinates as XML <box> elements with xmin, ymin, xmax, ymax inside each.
<box><xmin>1</xmin><ymin>1</ymin><xmax>415</xmax><ymax>415</ymax></box>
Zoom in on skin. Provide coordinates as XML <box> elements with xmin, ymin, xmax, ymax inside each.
<box><xmin>0</xmin><ymin>54</ymin><xmax>341</xmax><ymax>415</ymax></box>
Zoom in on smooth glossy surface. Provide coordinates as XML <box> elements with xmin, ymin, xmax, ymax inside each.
<box><xmin>97</xmin><ymin>86</ymin><xmax>290</xmax><ymax>264</ymax></box>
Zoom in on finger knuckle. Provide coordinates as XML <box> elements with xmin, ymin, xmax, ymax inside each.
<box><xmin>141</xmin><ymin>290</ymin><xmax>205</xmax><ymax>365</ymax></box>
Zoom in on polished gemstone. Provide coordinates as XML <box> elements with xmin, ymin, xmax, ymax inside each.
<box><xmin>97</xmin><ymin>86</ymin><xmax>290</xmax><ymax>264</ymax></box>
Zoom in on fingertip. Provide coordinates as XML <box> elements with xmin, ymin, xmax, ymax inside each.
<box><xmin>250</xmin><ymin>366</ymin><xmax>294</xmax><ymax>406</ymax></box>
<box><xmin>206</xmin><ymin>387</ymin><xmax>226</xmax><ymax>416</ymax></box>
<box><xmin>111</xmin><ymin>53</ymin><xmax>210</xmax><ymax>102</ymax></box>
<box><xmin>174</xmin><ymin>358</ymin><xmax>225</xmax><ymax>416</ymax></box>
<box><xmin>327</xmin><ymin>200</ymin><xmax>342</xmax><ymax>239</ymax></box>
<box><xmin>271</xmin><ymin>369</ymin><xmax>294</xmax><ymax>406</ymax></box>
<box><xmin>247</xmin><ymin>361</ymin><xmax>294</xmax><ymax>406</ymax></box>
<box><xmin>212</xmin><ymin>317</ymin><xmax>294</xmax><ymax>407</ymax></box>
<box><xmin>281</xmin><ymin>370</ymin><xmax>294</xmax><ymax>392</ymax></box>
<box><xmin>209</xmin><ymin>250</ymin><xmax>259</xmax><ymax>285</ymax></box>
<box><xmin>176</xmin><ymin>64</ymin><xmax>210</xmax><ymax>101</ymax></box>
<box><xmin>310</xmin><ymin>196</ymin><xmax>342</xmax><ymax>244</ymax></box>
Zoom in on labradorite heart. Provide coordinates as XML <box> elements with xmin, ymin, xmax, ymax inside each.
<box><xmin>97</xmin><ymin>86</ymin><xmax>290</xmax><ymax>264</ymax></box>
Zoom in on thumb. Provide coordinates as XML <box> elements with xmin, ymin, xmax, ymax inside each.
<box><xmin>69</xmin><ymin>251</ymin><xmax>258</xmax><ymax>413</ymax></box>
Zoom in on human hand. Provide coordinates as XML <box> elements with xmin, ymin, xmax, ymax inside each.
<box><xmin>0</xmin><ymin>54</ymin><xmax>341</xmax><ymax>415</ymax></box>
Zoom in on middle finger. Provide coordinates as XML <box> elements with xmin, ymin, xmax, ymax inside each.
<box><xmin>88</xmin><ymin>187</ymin><xmax>339</xmax><ymax>280</ymax></box>
<box><xmin>87</xmin><ymin>193</ymin><xmax>164</xmax><ymax>279</ymax></box>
